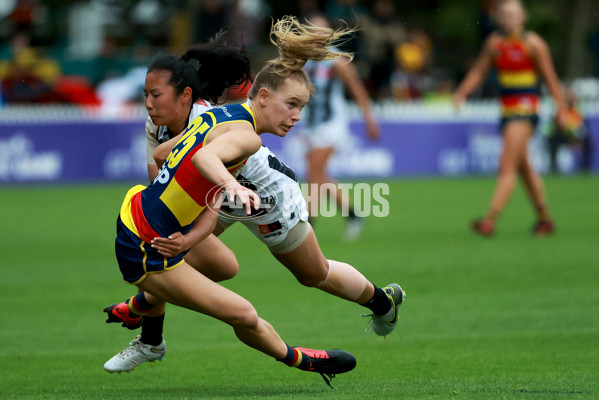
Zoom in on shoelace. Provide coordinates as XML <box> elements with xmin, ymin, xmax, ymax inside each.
<box><xmin>319</xmin><ymin>373</ymin><xmax>336</xmax><ymax>389</ymax></box>
<box><xmin>117</xmin><ymin>338</ymin><xmax>142</xmax><ymax>359</ymax></box>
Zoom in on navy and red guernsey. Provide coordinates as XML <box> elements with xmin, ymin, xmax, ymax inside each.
<box><xmin>120</xmin><ymin>102</ymin><xmax>255</xmax><ymax>243</ymax></box>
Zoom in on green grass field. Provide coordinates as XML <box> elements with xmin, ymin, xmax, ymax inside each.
<box><xmin>1</xmin><ymin>176</ymin><xmax>598</xmax><ymax>399</ymax></box>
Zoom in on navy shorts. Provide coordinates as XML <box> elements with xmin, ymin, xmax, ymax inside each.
<box><xmin>500</xmin><ymin>114</ymin><xmax>539</xmax><ymax>131</ymax></box>
<box><xmin>115</xmin><ymin>216</ymin><xmax>187</xmax><ymax>284</ymax></box>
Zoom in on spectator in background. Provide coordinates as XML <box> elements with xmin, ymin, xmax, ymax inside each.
<box><xmin>360</xmin><ymin>0</ymin><xmax>406</xmax><ymax>99</ymax></box>
<box><xmin>391</xmin><ymin>27</ymin><xmax>433</xmax><ymax>100</ymax></box>
<box><xmin>0</xmin><ymin>31</ymin><xmax>100</xmax><ymax>106</ymax></box>
<box><xmin>0</xmin><ymin>33</ymin><xmax>60</xmax><ymax>103</ymax></box>
<box><xmin>297</xmin><ymin>0</ymin><xmax>323</xmax><ymax>20</ymax></box>
<box><xmin>547</xmin><ymin>87</ymin><xmax>593</xmax><ymax>173</ymax></box>
<box><xmin>588</xmin><ymin>20</ymin><xmax>599</xmax><ymax>78</ymax></box>
<box><xmin>52</xmin><ymin>75</ymin><xmax>100</xmax><ymax>106</ymax></box>
<box><xmin>325</xmin><ymin>0</ymin><xmax>366</xmax><ymax>55</ymax></box>
<box><xmin>227</xmin><ymin>0</ymin><xmax>268</xmax><ymax>53</ymax></box>
<box><xmin>94</xmin><ymin>39</ymin><xmax>153</xmax><ymax>109</ymax></box>
<box><xmin>196</xmin><ymin>0</ymin><xmax>227</xmax><ymax>42</ymax></box>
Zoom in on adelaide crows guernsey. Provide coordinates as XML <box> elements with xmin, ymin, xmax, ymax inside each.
<box><xmin>492</xmin><ymin>32</ymin><xmax>540</xmax><ymax>117</ymax></box>
<box><xmin>145</xmin><ymin>100</ymin><xmax>213</xmax><ymax>164</ymax></box>
<box><xmin>120</xmin><ymin>102</ymin><xmax>255</xmax><ymax>243</ymax></box>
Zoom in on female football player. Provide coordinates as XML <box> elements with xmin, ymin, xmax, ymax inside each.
<box><xmin>103</xmin><ymin>17</ymin><xmax>359</xmax><ymax>386</ymax></box>
<box><xmin>453</xmin><ymin>0</ymin><xmax>567</xmax><ymax>236</ymax></box>
<box><xmin>104</xmin><ymin>23</ymin><xmax>404</xmax><ymax>376</ymax></box>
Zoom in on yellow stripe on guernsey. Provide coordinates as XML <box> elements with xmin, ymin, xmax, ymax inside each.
<box><xmin>498</xmin><ymin>70</ymin><xmax>538</xmax><ymax>88</ymax></box>
<box><xmin>119</xmin><ymin>185</ymin><xmax>146</xmax><ymax>237</ymax></box>
<box><xmin>159</xmin><ymin>178</ymin><xmax>204</xmax><ymax>226</ymax></box>
<box><xmin>159</xmin><ymin>104</ymin><xmax>255</xmax><ymax>227</ymax></box>
<box><xmin>241</xmin><ymin>102</ymin><xmax>254</xmax><ymax>121</ymax></box>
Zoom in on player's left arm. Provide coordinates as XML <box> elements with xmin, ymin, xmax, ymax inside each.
<box><xmin>334</xmin><ymin>57</ymin><xmax>380</xmax><ymax>140</ymax></box>
<box><xmin>529</xmin><ymin>32</ymin><xmax>568</xmax><ymax>127</ymax></box>
<box><xmin>146</xmin><ymin>118</ymin><xmax>161</xmax><ymax>181</ymax></box>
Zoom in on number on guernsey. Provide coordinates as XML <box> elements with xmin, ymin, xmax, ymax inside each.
<box><xmin>154</xmin><ymin>164</ymin><xmax>169</xmax><ymax>184</ymax></box>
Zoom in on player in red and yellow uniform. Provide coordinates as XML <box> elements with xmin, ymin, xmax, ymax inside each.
<box><xmin>494</xmin><ymin>30</ymin><xmax>540</xmax><ymax>126</ymax></box>
<box><xmin>453</xmin><ymin>0</ymin><xmax>567</xmax><ymax>237</ymax></box>
<box><xmin>116</xmin><ymin>104</ymin><xmax>253</xmax><ymax>284</ymax></box>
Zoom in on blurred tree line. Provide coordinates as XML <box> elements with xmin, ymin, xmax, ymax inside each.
<box><xmin>267</xmin><ymin>0</ymin><xmax>599</xmax><ymax>81</ymax></box>
<box><xmin>2</xmin><ymin>0</ymin><xmax>598</xmax><ymax>82</ymax></box>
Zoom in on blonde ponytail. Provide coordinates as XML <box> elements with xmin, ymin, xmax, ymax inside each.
<box><xmin>249</xmin><ymin>16</ymin><xmax>355</xmax><ymax>98</ymax></box>
<box><xmin>269</xmin><ymin>15</ymin><xmax>354</xmax><ymax>77</ymax></box>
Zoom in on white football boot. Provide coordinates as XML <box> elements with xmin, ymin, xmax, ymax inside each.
<box><xmin>104</xmin><ymin>335</ymin><xmax>166</xmax><ymax>373</ymax></box>
<box><xmin>362</xmin><ymin>283</ymin><xmax>405</xmax><ymax>337</ymax></box>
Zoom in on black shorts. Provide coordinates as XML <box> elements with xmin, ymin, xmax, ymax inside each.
<box><xmin>500</xmin><ymin>114</ymin><xmax>539</xmax><ymax>131</ymax></box>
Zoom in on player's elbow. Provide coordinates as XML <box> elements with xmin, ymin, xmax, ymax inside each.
<box><xmin>153</xmin><ymin>147</ymin><xmax>167</xmax><ymax>167</ymax></box>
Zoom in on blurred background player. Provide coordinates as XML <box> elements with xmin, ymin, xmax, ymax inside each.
<box><xmin>299</xmin><ymin>13</ymin><xmax>380</xmax><ymax>241</ymax></box>
<box><xmin>453</xmin><ymin>0</ymin><xmax>568</xmax><ymax>237</ymax></box>
<box><xmin>105</xmin><ymin>29</ymin><xmax>404</xmax><ymax>374</ymax></box>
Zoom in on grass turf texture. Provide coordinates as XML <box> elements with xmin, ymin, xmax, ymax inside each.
<box><xmin>0</xmin><ymin>176</ymin><xmax>597</xmax><ymax>399</ymax></box>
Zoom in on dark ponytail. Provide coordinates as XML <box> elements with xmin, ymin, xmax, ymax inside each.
<box><xmin>148</xmin><ymin>34</ymin><xmax>252</xmax><ymax>105</ymax></box>
<box><xmin>182</xmin><ymin>35</ymin><xmax>252</xmax><ymax>104</ymax></box>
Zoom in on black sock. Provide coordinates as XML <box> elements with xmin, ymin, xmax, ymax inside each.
<box><xmin>361</xmin><ymin>287</ymin><xmax>391</xmax><ymax>315</ymax></box>
<box><xmin>140</xmin><ymin>314</ymin><xmax>165</xmax><ymax>346</ymax></box>
<box><xmin>348</xmin><ymin>208</ymin><xmax>358</xmax><ymax>220</ymax></box>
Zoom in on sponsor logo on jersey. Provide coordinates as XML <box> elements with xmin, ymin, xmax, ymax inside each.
<box><xmin>205</xmin><ymin>179</ymin><xmax>279</xmax><ymax>221</ymax></box>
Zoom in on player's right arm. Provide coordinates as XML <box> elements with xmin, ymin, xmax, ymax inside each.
<box><xmin>192</xmin><ymin>123</ymin><xmax>262</xmax><ymax>215</ymax></box>
<box><xmin>453</xmin><ymin>35</ymin><xmax>495</xmax><ymax>109</ymax></box>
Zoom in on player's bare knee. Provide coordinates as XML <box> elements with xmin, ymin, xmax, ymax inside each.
<box><xmin>228</xmin><ymin>301</ymin><xmax>259</xmax><ymax>329</ymax></box>
<box><xmin>218</xmin><ymin>255</ymin><xmax>240</xmax><ymax>281</ymax></box>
